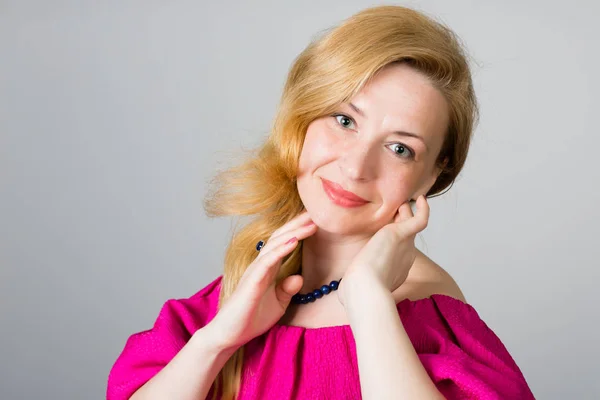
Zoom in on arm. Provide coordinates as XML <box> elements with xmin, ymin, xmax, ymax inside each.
<box><xmin>129</xmin><ymin>322</ymin><xmax>237</xmax><ymax>400</ymax></box>
<box><xmin>344</xmin><ymin>273</ymin><xmax>445</xmax><ymax>400</ymax></box>
<box><xmin>109</xmin><ymin>213</ymin><xmax>318</xmax><ymax>400</ymax></box>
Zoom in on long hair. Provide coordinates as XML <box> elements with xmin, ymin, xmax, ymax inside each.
<box><xmin>203</xmin><ymin>5</ymin><xmax>479</xmax><ymax>399</ymax></box>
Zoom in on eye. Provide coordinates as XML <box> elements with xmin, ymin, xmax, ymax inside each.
<box><xmin>386</xmin><ymin>143</ymin><xmax>414</xmax><ymax>159</ymax></box>
<box><xmin>333</xmin><ymin>114</ymin><xmax>356</xmax><ymax>130</ymax></box>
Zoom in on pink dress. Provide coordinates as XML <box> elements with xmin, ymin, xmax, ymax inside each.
<box><xmin>107</xmin><ymin>276</ymin><xmax>535</xmax><ymax>399</ymax></box>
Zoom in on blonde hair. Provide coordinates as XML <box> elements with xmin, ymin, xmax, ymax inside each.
<box><xmin>203</xmin><ymin>5</ymin><xmax>479</xmax><ymax>399</ymax></box>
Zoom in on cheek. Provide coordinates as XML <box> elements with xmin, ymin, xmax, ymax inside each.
<box><xmin>379</xmin><ymin>174</ymin><xmax>413</xmax><ymax>207</ymax></box>
<box><xmin>371</xmin><ymin>176</ymin><xmax>413</xmax><ymax>225</ymax></box>
<box><xmin>298</xmin><ymin>121</ymin><xmax>338</xmax><ymax>176</ymax></box>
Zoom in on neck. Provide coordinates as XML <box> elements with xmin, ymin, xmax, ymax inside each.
<box><xmin>299</xmin><ymin>228</ymin><xmax>370</xmax><ymax>292</ymax></box>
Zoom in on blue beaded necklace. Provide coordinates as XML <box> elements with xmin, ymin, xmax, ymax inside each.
<box><xmin>291</xmin><ymin>278</ymin><xmax>342</xmax><ymax>305</ymax></box>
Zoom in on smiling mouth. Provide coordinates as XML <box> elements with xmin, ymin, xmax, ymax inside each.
<box><xmin>321</xmin><ymin>178</ymin><xmax>369</xmax><ymax>207</ymax></box>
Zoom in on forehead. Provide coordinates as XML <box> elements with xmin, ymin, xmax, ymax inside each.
<box><xmin>350</xmin><ymin>63</ymin><xmax>449</xmax><ymax>153</ymax></box>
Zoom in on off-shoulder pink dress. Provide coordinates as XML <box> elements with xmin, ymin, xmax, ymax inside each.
<box><xmin>107</xmin><ymin>275</ymin><xmax>535</xmax><ymax>399</ymax></box>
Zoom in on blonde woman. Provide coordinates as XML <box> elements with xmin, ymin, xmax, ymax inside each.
<box><xmin>107</xmin><ymin>5</ymin><xmax>534</xmax><ymax>400</ymax></box>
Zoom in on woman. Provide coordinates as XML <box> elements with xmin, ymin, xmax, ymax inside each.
<box><xmin>107</xmin><ymin>5</ymin><xmax>535</xmax><ymax>400</ymax></box>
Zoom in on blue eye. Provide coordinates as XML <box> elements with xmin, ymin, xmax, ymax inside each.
<box><xmin>386</xmin><ymin>143</ymin><xmax>414</xmax><ymax>159</ymax></box>
<box><xmin>333</xmin><ymin>114</ymin><xmax>356</xmax><ymax>130</ymax></box>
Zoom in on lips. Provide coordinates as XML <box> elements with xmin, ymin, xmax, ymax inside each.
<box><xmin>321</xmin><ymin>178</ymin><xmax>368</xmax><ymax>203</ymax></box>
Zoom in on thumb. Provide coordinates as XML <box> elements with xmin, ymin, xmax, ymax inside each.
<box><xmin>275</xmin><ymin>274</ymin><xmax>304</xmax><ymax>306</ymax></box>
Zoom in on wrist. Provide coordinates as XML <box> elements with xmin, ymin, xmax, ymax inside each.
<box><xmin>193</xmin><ymin>321</ymin><xmax>240</xmax><ymax>359</ymax></box>
<box><xmin>340</xmin><ymin>272</ymin><xmax>391</xmax><ymax>308</ymax></box>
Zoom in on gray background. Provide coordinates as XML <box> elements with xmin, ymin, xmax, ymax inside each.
<box><xmin>1</xmin><ymin>1</ymin><xmax>598</xmax><ymax>399</ymax></box>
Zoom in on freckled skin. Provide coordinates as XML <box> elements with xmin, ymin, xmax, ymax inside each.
<box><xmin>296</xmin><ymin>63</ymin><xmax>449</xmax><ymax>235</ymax></box>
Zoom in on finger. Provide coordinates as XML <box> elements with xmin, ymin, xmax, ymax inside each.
<box><xmin>275</xmin><ymin>274</ymin><xmax>304</xmax><ymax>306</ymax></box>
<box><xmin>257</xmin><ymin>217</ymin><xmax>317</xmax><ymax>273</ymax></box>
<box><xmin>258</xmin><ymin>220</ymin><xmax>317</xmax><ymax>257</ymax></box>
<box><xmin>243</xmin><ymin>220</ymin><xmax>304</xmax><ymax>284</ymax></box>
<box><xmin>249</xmin><ymin>236</ymin><xmax>300</xmax><ymax>287</ymax></box>
<box><xmin>401</xmin><ymin>200</ymin><xmax>414</xmax><ymax>220</ymax></box>
<box><xmin>271</xmin><ymin>210</ymin><xmax>312</xmax><ymax>238</ymax></box>
<box><xmin>397</xmin><ymin>195</ymin><xmax>429</xmax><ymax>236</ymax></box>
<box><xmin>260</xmin><ymin>211</ymin><xmax>313</xmax><ymax>253</ymax></box>
<box><xmin>415</xmin><ymin>195</ymin><xmax>430</xmax><ymax>227</ymax></box>
<box><xmin>393</xmin><ymin>201</ymin><xmax>413</xmax><ymax>224</ymax></box>
<box><xmin>247</xmin><ymin>221</ymin><xmax>316</xmax><ymax>287</ymax></box>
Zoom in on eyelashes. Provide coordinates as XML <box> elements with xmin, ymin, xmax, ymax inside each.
<box><xmin>330</xmin><ymin>113</ymin><xmax>415</xmax><ymax>160</ymax></box>
<box><xmin>333</xmin><ymin>114</ymin><xmax>356</xmax><ymax>130</ymax></box>
<box><xmin>386</xmin><ymin>143</ymin><xmax>414</xmax><ymax>159</ymax></box>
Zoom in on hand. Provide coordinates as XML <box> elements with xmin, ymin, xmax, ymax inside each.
<box><xmin>207</xmin><ymin>211</ymin><xmax>317</xmax><ymax>351</ymax></box>
<box><xmin>338</xmin><ymin>195</ymin><xmax>430</xmax><ymax>306</ymax></box>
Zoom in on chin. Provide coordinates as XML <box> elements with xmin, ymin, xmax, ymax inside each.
<box><xmin>301</xmin><ymin>200</ymin><xmax>369</xmax><ymax>235</ymax></box>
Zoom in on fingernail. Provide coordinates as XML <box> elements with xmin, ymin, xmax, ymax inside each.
<box><xmin>285</xmin><ymin>237</ymin><xmax>298</xmax><ymax>245</ymax></box>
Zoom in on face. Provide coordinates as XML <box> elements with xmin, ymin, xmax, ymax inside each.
<box><xmin>296</xmin><ymin>63</ymin><xmax>449</xmax><ymax>235</ymax></box>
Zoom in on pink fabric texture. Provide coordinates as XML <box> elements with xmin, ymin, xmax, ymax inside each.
<box><xmin>107</xmin><ymin>276</ymin><xmax>535</xmax><ymax>399</ymax></box>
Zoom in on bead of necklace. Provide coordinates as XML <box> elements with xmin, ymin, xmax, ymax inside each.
<box><xmin>291</xmin><ymin>278</ymin><xmax>342</xmax><ymax>305</ymax></box>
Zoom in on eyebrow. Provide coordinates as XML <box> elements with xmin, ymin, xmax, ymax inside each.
<box><xmin>348</xmin><ymin>102</ymin><xmax>429</xmax><ymax>152</ymax></box>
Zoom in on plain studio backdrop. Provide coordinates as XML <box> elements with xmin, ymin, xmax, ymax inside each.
<box><xmin>1</xmin><ymin>1</ymin><xmax>598</xmax><ymax>398</ymax></box>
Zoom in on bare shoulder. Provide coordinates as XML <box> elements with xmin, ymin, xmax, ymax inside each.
<box><xmin>392</xmin><ymin>249</ymin><xmax>467</xmax><ymax>304</ymax></box>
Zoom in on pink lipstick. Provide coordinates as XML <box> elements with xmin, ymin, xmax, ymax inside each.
<box><xmin>321</xmin><ymin>178</ymin><xmax>369</xmax><ymax>208</ymax></box>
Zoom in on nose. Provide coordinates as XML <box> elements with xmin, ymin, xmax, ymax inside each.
<box><xmin>338</xmin><ymin>141</ymin><xmax>377</xmax><ymax>181</ymax></box>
